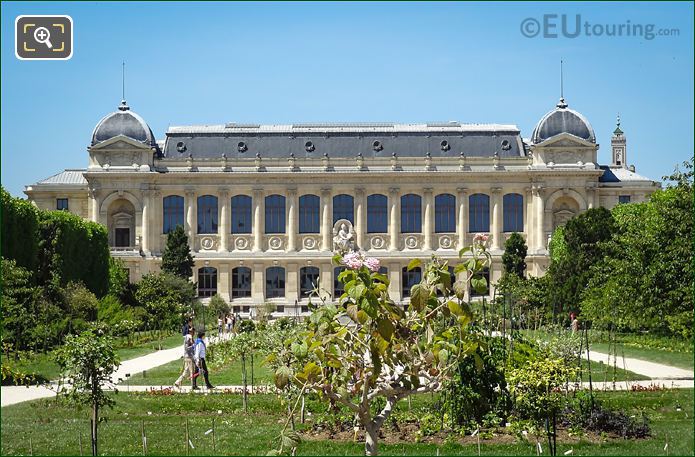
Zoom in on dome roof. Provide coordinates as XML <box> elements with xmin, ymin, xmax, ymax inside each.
<box><xmin>91</xmin><ymin>100</ymin><xmax>157</xmax><ymax>147</ymax></box>
<box><xmin>531</xmin><ymin>98</ymin><xmax>596</xmax><ymax>144</ymax></box>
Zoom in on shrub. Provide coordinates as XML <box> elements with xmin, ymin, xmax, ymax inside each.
<box><xmin>1</xmin><ymin>187</ymin><xmax>38</xmax><ymax>271</ymax></box>
<box><xmin>238</xmin><ymin>319</ymin><xmax>256</xmax><ymax>334</ymax></box>
<box><xmin>209</xmin><ymin>294</ymin><xmax>230</xmax><ymax>318</ymax></box>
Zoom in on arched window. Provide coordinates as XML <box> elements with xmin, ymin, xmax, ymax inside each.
<box><xmin>334</xmin><ymin>266</ymin><xmax>346</xmax><ymax>299</ymax></box>
<box><xmin>367</xmin><ymin>194</ymin><xmax>388</xmax><ymax>233</ymax></box>
<box><xmin>469</xmin><ymin>194</ymin><xmax>490</xmax><ymax>232</ymax></box>
<box><xmin>197</xmin><ymin>195</ymin><xmax>218</xmax><ymax>234</ymax></box>
<box><xmin>198</xmin><ymin>267</ymin><xmax>217</xmax><ymax>297</ymax></box>
<box><xmin>163</xmin><ymin>195</ymin><xmax>184</xmax><ymax>234</ymax></box>
<box><xmin>402</xmin><ymin>266</ymin><xmax>422</xmax><ymax>298</ymax></box>
<box><xmin>333</xmin><ymin>194</ymin><xmax>354</xmax><ymax>224</ymax></box>
<box><xmin>435</xmin><ymin>193</ymin><xmax>456</xmax><ymax>233</ymax></box>
<box><xmin>265</xmin><ymin>267</ymin><xmax>285</xmax><ymax>299</ymax></box>
<box><xmin>503</xmin><ymin>193</ymin><xmax>524</xmax><ymax>232</ymax></box>
<box><xmin>231</xmin><ymin>195</ymin><xmax>252</xmax><ymax>234</ymax></box>
<box><xmin>299</xmin><ymin>194</ymin><xmax>320</xmax><ymax>233</ymax></box>
<box><xmin>265</xmin><ymin>195</ymin><xmax>286</xmax><ymax>234</ymax></box>
<box><xmin>469</xmin><ymin>267</ymin><xmax>490</xmax><ymax>298</ymax></box>
<box><xmin>401</xmin><ymin>194</ymin><xmax>422</xmax><ymax>233</ymax></box>
<box><xmin>299</xmin><ymin>266</ymin><xmax>320</xmax><ymax>297</ymax></box>
<box><xmin>231</xmin><ymin>267</ymin><xmax>251</xmax><ymax>299</ymax></box>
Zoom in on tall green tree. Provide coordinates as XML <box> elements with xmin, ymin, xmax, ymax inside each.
<box><xmin>1</xmin><ymin>187</ymin><xmax>38</xmax><ymax>272</ymax></box>
<box><xmin>161</xmin><ymin>225</ymin><xmax>194</xmax><ymax>278</ymax></box>
<box><xmin>56</xmin><ymin>327</ymin><xmax>119</xmax><ymax>456</ymax></box>
<box><xmin>501</xmin><ymin>232</ymin><xmax>527</xmax><ymax>278</ymax></box>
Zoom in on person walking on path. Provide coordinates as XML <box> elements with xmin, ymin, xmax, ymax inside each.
<box><xmin>174</xmin><ymin>327</ymin><xmax>196</xmax><ymax>388</ymax></box>
<box><xmin>194</xmin><ymin>331</ymin><xmax>214</xmax><ymax>389</ymax></box>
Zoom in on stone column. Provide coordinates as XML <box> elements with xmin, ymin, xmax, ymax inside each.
<box><xmin>287</xmin><ymin>188</ymin><xmax>298</xmax><ymax>252</ymax></box>
<box><xmin>524</xmin><ymin>187</ymin><xmax>533</xmax><ymax>245</ymax></box>
<box><xmin>491</xmin><ymin>187</ymin><xmax>502</xmax><ymax>251</ymax></box>
<box><xmin>286</xmin><ymin>262</ymin><xmax>299</xmax><ymax>302</ymax></box>
<box><xmin>141</xmin><ymin>188</ymin><xmax>151</xmax><ymax>254</ymax></box>
<box><xmin>252</xmin><ymin>262</ymin><xmax>265</xmax><ymax>302</ymax></box>
<box><xmin>533</xmin><ymin>186</ymin><xmax>545</xmax><ymax>252</ymax></box>
<box><xmin>423</xmin><ymin>188</ymin><xmax>434</xmax><ymax>251</ymax></box>
<box><xmin>152</xmin><ymin>190</ymin><xmax>162</xmax><ymax>253</ymax></box>
<box><xmin>354</xmin><ymin>187</ymin><xmax>366</xmax><ymax>250</ymax></box>
<box><xmin>219</xmin><ymin>188</ymin><xmax>230</xmax><ymax>252</ymax></box>
<box><xmin>321</xmin><ymin>188</ymin><xmax>332</xmax><ymax>251</ymax></box>
<box><xmin>388</xmin><ymin>262</ymin><xmax>401</xmax><ymax>303</ymax></box>
<box><xmin>586</xmin><ymin>186</ymin><xmax>595</xmax><ymax>209</ymax></box>
<box><xmin>88</xmin><ymin>187</ymin><xmax>100</xmax><ymax>223</ymax></box>
<box><xmin>388</xmin><ymin>187</ymin><xmax>400</xmax><ymax>251</ymax></box>
<box><xmin>185</xmin><ymin>189</ymin><xmax>196</xmax><ymax>240</ymax></box>
<box><xmin>321</xmin><ymin>263</ymin><xmax>333</xmax><ymax>302</ymax></box>
<box><xmin>218</xmin><ymin>263</ymin><xmax>230</xmax><ymax>301</ymax></box>
<box><xmin>252</xmin><ymin>189</ymin><xmax>263</xmax><ymax>252</ymax></box>
<box><xmin>457</xmin><ymin>187</ymin><xmax>468</xmax><ymax>249</ymax></box>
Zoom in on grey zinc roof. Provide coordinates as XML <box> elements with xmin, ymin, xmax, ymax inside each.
<box><xmin>91</xmin><ymin>101</ymin><xmax>157</xmax><ymax>148</ymax></box>
<box><xmin>35</xmin><ymin>169</ymin><xmax>87</xmax><ymax>185</ymax></box>
<box><xmin>531</xmin><ymin>99</ymin><xmax>596</xmax><ymax>144</ymax></box>
<box><xmin>599</xmin><ymin>166</ymin><xmax>653</xmax><ymax>183</ymax></box>
<box><xmin>162</xmin><ymin>123</ymin><xmax>525</xmax><ymax>160</ymax></box>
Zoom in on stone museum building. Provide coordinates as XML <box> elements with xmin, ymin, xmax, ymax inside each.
<box><xmin>24</xmin><ymin>97</ymin><xmax>658</xmax><ymax>314</ymax></box>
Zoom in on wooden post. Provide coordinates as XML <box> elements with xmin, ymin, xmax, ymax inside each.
<box><xmin>141</xmin><ymin>420</ymin><xmax>147</xmax><ymax>456</ymax></box>
<box><xmin>242</xmin><ymin>353</ymin><xmax>248</xmax><ymax>413</ymax></box>
<box><xmin>29</xmin><ymin>437</ymin><xmax>34</xmax><ymax>456</ymax></box>
<box><xmin>212</xmin><ymin>418</ymin><xmax>216</xmax><ymax>452</ymax></box>
<box><xmin>79</xmin><ymin>431</ymin><xmax>83</xmax><ymax>456</ymax></box>
<box><xmin>251</xmin><ymin>353</ymin><xmax>255</xmax><ymax>394</ymax></box>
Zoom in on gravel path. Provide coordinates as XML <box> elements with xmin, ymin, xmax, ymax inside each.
<box><xmin>586</xmin><ymin>350</ymin><xmax>693</xmax><ymax>380</ymax></box>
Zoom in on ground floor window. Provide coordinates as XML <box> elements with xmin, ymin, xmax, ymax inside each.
<box><xmin>232</xmin><ymin>267</ymin><xmax>252</xmax><ymax>299</ymax></box>
<box><xmin>198</xmin><ymin>267</ymin><xmax>217</xmax><ymax>297</ymax></box>
<box><xmin>402</xmin><ymin>266</ymin><xmax>422</xmax><ymax>298</ymax></box>
<box><xmin>266</xmin><ymin>267</ymin><xmax>286</xmax><ymax>299</ymax></box>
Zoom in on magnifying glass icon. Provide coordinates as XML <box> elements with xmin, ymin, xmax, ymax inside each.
<box><xmin>33</xmin><ymin>27</ymin><xmax>53</xmax><ymax>49</ymax></box>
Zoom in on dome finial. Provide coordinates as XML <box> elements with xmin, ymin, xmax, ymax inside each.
<box><xmin>613</xmin><ymin>113</ymin><xmax>623</xmax><ymax>135</ymax></box>
<box><xmin>118</xmin><ymin>62</ymin><xmax>129</xmax><ymax>111</ymax></box>
<box><xmin>118</xmin><ymin>99</ymin><xmax>130</xmax><ymax>111</ymax></box>
<box><xmin>556</xmin><ymin>59</ymin><xmax>568</xmax><ymax>109</ymax></box>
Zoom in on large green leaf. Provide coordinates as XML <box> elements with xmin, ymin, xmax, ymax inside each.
<box><xmin>406</xmin><ymin>258</ymin><xmax>421</xmax><ymax>271</ymax></box>
<box><xmin>273</xmin><ymin>365</ymin><xmax>293</xmax><ymax>389</ymax></box>
<box><xmin>376</xmin><ymin>317</ymin><xmax>395</xmax><ymax>341</ymax></box>
<box><xmin>409</xmin><ymin>284</ymin><xmax>428</xmax><ymax>311</ymax></box>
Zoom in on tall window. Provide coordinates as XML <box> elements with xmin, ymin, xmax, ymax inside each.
<box><xmin>333</xmin><ymin>194</ymin><xmax>354</xmax><ymax>224</ymax></box>
<box><xmin>402</xmin><ymin>267</ymin><xmax>422</xmax><ymax>298</ymax></box>
<box><xmin>232</xmin><ymin>267</ymin><xmax>251</xmax><ymax>299</ymax></box>
<box><xmin>469</xmin><ymin>194</ymin><xmax>490</xmax><ymax>232</ymax></box>
<box><xmin>197</xmin><ymin>195</ymin><xmax>218</xmax><ymax>234</ymax></box>
<box><xmin>163</xmin><ymin>195</ymin><xmax>184</xmax><ymax>234</ymax></box>
<box><xmin>265</xmin><ymin>195</ymin><xmax>286</xmax><ymax>234</ymax></box>
<box><xmin>469</xmin><ymin>267</ymin><xmax>490</xmax><ymax>298</ymax></box>
<box><xmin>401</xmin><ymin>194</ymin><xmax>422</xmax><ymax>233</ymax></box>
<box><xmin>435</xmin><ymin>193</ymin><xmax>456</xmax><ymax>233</ymax></box>
<box><xmin>299</xmin><ymin>194</ymin><xmax>320</xmax><ymax>233</ymax></box>
<box><xmin>367</xmin><ymin>194</ymin><xmax>388</xmax><ymax>233</ymax></box>
<box><xmin>300</xmin><ymin>266</ymin><xmax>320</xmax><ymax>297</ymax></box>
<box><xmin>265</xmin><ymin>267</ymin><xmax>285</xmax><ymax>298</ymax></box>
<box><xmin>56</xmin><ymin>198</ymin><xmax>69</xmax><ymax>211</ymax></box>
<box><xmin>618</xmin><ymin>195</ymin><xmax>631</xmax><ymax>204</ymax></box>
<box><xmin>334</xmin><ymin>266</ymin><xmax>346</xmax><ymax>298</ymax></box>
<box><xmin>198</xmin><ymin>267</ymin><xmax>217</xmax><ymax>297</ymax></box>
<box><xmin>503</xmin><ymin>193</ymin><xmax>524</xmax><ymax>232</ymax></box>
<box><xmin>231</xmin><ymin>195</ymin><xmax>252</xmax><ymax>234</ymax></box>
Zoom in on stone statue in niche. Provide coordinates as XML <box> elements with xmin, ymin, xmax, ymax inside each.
<box><xmin>333</xmin><ymin>219</ymin><xmax>357</xmax><ymax>252</ymax></box>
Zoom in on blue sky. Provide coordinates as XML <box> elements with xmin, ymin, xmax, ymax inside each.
<box><xmin>2</xmin><ymin>1</ymin><xmax>693</xmax><ymax>196</ymax></box>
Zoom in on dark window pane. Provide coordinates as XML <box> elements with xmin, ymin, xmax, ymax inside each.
<box><xmin>115</xmin><ymin>228</ymin><xmax>130</xmax><ymax>247</ymax></box>
<box><xmin>300</xmin><ymin>266</ymin><xmax>320</xmax><ymax>297</ymax></box>
<box><xmin>435</xmin><ymin>194</ymin><xmax>456</xmax><ymax>233</ymax></box>
<box><xmin>232</xmin><ymin>267</ymin><xmax>252</xmax><ymax>299</ymax></box>
<box><xmin>163</xmin><ymin>195</ymin><xmax>184</xmax><ymax>234</ymax></box>
<box><xmin>56</xmin><ymin>198</ymin><xmax>69</xmax><ymax>211</ymax></box>
<box><xmin>299</xmin><ymin>194</ymin><xmax>320</xmax><ymax>233</ymax></box>
<box><xmin>367</xmin><ymin>194</ymin><xmax>388</xmax><ymax>233</ymax></box>
<box><xmin>198</xmin><ymin>267</ymin><xmax>218</xmax><ymax>297</ymax></box>
<box><xmin>618</xmin><ymin>195</ymin><xmax>631</xmax><ymax>204</ymax></box>
<box><xmin>265</xmin><ymin>195</ymin><xmax>286</xmax><ymax>234</ymax></box>
<box><xmin>469</xmin><ymin>194</ymin><xmax>490</xmax><ymax>232</ymax></box>
<box><xmin>197</xmin><ymin>195</ymin><xmax>218</xmax><ymax>234</ymax></box>
<box><xmin>231</xmin><ymin>195</ymin><xmax>252</xmax><ymax>234</ymax></box>
<box><xmin>402</xmin><ymin>267</ymin><xmax>422</xmax><ymax>298</ymax></box>
<box><xmin>503</xmin><ymin>193</ymin><xmax>524</xmax><ymax>232</ymax></box>
<box><xmin>265</xmin><ymin>267</ymin><xmax>285</xmax><ymax>298</ymax></box>
<box><xmin>333</xmin><ymin>194</ymin><xmax>354</xmax><ymax>224</ymax></box>
<box><xmin>401</xmin><ymin>194</ymin><xmax>422</xmax><ymax>233</ymax></box>
<box><xmin>334</xmin><ymin>266</ymin><xmax>346</xmax><ymax>299</ymax></box>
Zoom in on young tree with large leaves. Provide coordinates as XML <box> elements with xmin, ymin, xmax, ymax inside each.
<box><xmin>501</xmin><ymin>232</ymin><xmax>527</xmax><ymax>278</ymax></box>
<box><xmin>56</xmin><ymin>326</ymin><xmax>119</xmax><ymax>456</ymax></box>
<box><xmin>161</xmin><ymin>225</ymin><xmax>194</xmax><ymax>279</ymax></box>
<box><xmin>274</xmin><ymin>243</ymin><xmax>490</xmax><ymax>455</ymax></box>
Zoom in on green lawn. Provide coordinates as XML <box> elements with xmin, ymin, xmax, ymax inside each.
<box><xmin>1</xmin><ymin>389</ymin><xmax>692</xmax><ymax>455</ymax></box>
<box><xmin>122</xmin><ymin>355</ymin><xmax>273</xmax><ymax>387</ymax></box>
<box><xmin>3</xmin><ymin>332</ymin><xmax>183</xmax><ymax>382</ymax></box>
<box><xmin>521</xmin><ymin>329</ymin><xmax>694</xmax><ymax>372</ymax></box>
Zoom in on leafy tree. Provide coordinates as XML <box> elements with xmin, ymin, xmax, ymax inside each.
<box><xmin>546</xmin><ymin>207</ymin><xmax>616</xmax><ymax>318</ymax></box>
<box><xmin>135</xmin><ymin>272</ymin><xmax>195</xmax><ymax>346</ymax></box>
<box><xmin>55</xmin><ymin>326</ymin><xmax>119</xmax><ymax>456</ymax></box>
<box><xmin>502</xmin><ymin>232</ymin><xmax>527</xmax><ymax>278</ymax></box>
<box><xmin>1</xmin><ymin>259</ymin><xmax>40</xmax><ymax>355</ymax></box>
<box><xmin>161</xmin><ymin>225</ymin><xmax>194</xmax><ymax>278</ymax></box>
<box><xmin>209</xmin><ymin>294</ymin><xmax>230</xmax><ymax>318</ymax></box>
<box><xmin>107</xmin><ymin>258</ymin><xmax>130</xmax><ymax>301</ymax></box>
<box><xmin>1</xmin><ymin>187</ymin><xmax>38</xmax><ymax>272</ymax></box>
<box><xmin>274</xmin><ymin>244</ymin><xmax>489</xmax><ymax>455</ymax></box>
<box><xmin>62</xmin><ymin>282</ymin><xmax>99</xmax><ymax>335</ymax></box>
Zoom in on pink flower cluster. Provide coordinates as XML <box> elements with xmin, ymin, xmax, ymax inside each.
<box><xmin>473</xmin><ymin>233</ymin><xmax>490</xmax><ymax>244</ymax></box>
<box><xmin>341</xmin><ymin>251</ymin><xmax>381</xmax><ymax>272</ymax></box>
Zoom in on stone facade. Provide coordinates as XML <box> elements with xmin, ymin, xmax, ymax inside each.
<box><xmin>24</xmin><ymin>99</ymin><xmax>659</xmax><ymax>315</ymax></box>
